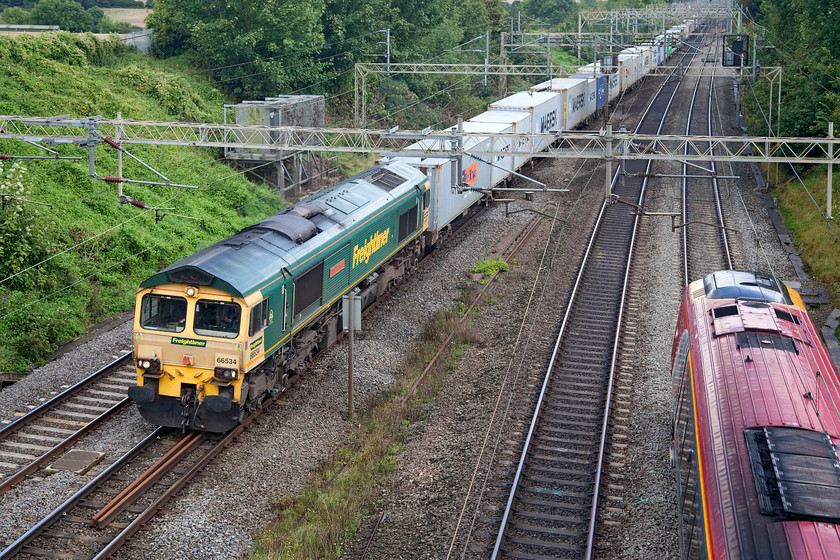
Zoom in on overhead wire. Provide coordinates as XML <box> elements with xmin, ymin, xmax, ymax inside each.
<box><xmin>745</xmin><ymin>74</ymin><xmax>840</xmax><ymax>244</ymax></box>
<box><xmin>0</xmin><ymin>157</ymin><xmax>282</xmax><ymax>319</ymax></box>
<box><xmin>446</xmin><ymin>155</ymin><xmax>603</xmax><ymax>558</ymax></box>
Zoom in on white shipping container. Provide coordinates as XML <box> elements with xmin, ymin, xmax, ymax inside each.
<box><xmin>623</xmin><ymin>46</ymin><xmax>653</xmax><ymax>76</ymax></box>
<box><xmin>458</xmin><ymin>121</ymin><xmax>515</xmax><ymax>188</ymax></box>
<box><xmin>390</xmin><ymin>138</ymin><xmax>491</xmax><ymax>236</ymax></box>
<box><xmin>618</xmin><ymin>53</ymin><xmax>641</xmax><ymax>91</ymax></box>
<box><xmin>469</xmin><ymin>110</ymin><xmax>532</xmax><ymax>170</ymax></box>
<box><xmin>577</xmin><ymin>63</ymin><xmax>621</xmax><ymax>102</ymax></box>
<box><xmin>529</xmin><ymin>77</ymin><xmax>591</xmax><ymax>129</ymax></box>
<box><xmin>489</xmin><ymin>91</ymin><xmax>564</xmax><ymax>145</ymax></box>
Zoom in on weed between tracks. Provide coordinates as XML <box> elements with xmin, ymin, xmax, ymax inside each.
<box><xmin>252</xmin><ymin>294</ymin><xmax>483</xmax><ymax>559</ymax></box>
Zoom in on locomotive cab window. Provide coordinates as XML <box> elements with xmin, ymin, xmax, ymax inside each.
<box><xmin>140</xmin><ymin>294</ymin><xmax>187</xmax><ymax>333</ymax></box>
<box><xmin>250</xmin><ymin>298</ymin><xmax>271</xmax><ymax>337</ymax></box>
<box><xmin>398</xmin><ymin>205</ymin><xmax>418</xmax><ymax>243</ymax></box>
<box><xmin>194</xmin><ymin>300</ymin><xmax>241</xmax><ymax>339</ymax></box>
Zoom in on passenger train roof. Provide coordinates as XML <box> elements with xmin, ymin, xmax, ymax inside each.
<box><xmin>684</xmin><ymin>271</ymin><xmax>840</xmax><ymax>557</ymax></box>
<box><xmin>701</xmin><ymin>269</ymin><xmax>794</xmax><ymax>305</ymax></box>
<box><xmin>139</xmin><ymin>162</ymin><xmax>425</xmax><ymax>298</ymax></box>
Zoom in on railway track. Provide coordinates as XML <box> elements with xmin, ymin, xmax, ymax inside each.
<box><xmin>0</xmin><ymin>353</ymin><xmax>135</xmax><ymax>496</ymax></box>
<box><xmin>0</xmin><ymin>171</ymin><xmax>506</xmax><ymax>560</ymax></box>
<box><xmin>0</xmin><ymin>399</ymin><xmax>276</xmax><ymax>559</ymax></box>
<box><xmin>682</xmin><ymin>38</ymin><xmax>735</xmax><ymax>281</ymax></box>
<box><xmin>478</xmin><ymin>27</ymin><xmax>712</xmax><ymax>560</ymax></box>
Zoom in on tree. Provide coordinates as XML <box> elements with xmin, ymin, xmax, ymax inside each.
<box><xmin>0</xmin><ymin>6</ymin><xmax>31</xmax><ymax>23</ymax></box>
<box><xmin>148</xmin><ymin>0</ymin><xmax>327</xmax><ymax>98</ymax></box>
<box><xmin>29</xmin><ymin>0</ymin><xmax>94</xmax><ymax>31</ymax></box>
<box><xmin>521</xmin><ymin>0</ymin><xmax>576</xmax><ymax>26</ymax></box>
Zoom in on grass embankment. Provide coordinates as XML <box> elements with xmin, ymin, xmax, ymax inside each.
<box><xmin>0</xmin><ymin>33</ymin><xmax>284</xmax><ymax>370</ymax></box>
<box><xmin>744</xmin><ymin>98</ymin><xmax>840</xmax><ymax>311</ymax></box>
<box><xmin>252</xmin><ymin>291</ymin><xmax>487</xmax><ymax>559</ymax></box>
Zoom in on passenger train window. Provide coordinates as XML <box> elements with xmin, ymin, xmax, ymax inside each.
<box><xmin>140</xmin><ymin>294</ymin><xmax>187</xmax><ymax>333</ymax></box>
<box><xmin>194</xmin><ymin>300</ymin><xmax>241</xmax><ymax>339</ymax></box>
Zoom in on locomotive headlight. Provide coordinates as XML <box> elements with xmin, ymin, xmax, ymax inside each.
<box><xmin>214</xmin><ymin>367</ymin><xmax>238</xmax><ymax>380</ymax></box>
<box><xmin>185</xmin><ymin>286</ymin><xmax>198</xmax><ymax>298</ymax></box>
<box><xmin>137</xmin><ymin>358</ymin><xmax>161</xmax><ymax>371</ymax></box>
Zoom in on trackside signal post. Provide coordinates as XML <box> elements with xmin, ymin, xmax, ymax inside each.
<box><xmin>342</xmin><ymin>293</ymin><xmax>362</xmax><ymax>419</ymax></box>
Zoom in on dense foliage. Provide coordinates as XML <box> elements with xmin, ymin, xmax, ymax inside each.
<box><xmin>0</xmin><ymin>0</ymin><xmax>144</xmax><ymax>8</ymax></box>
<box><xmin>148</xmin><ymin>0</ymin><xmax>508</xmax><ymax>106</ymax></box>
<box><xmin>0</xmin><ymin>33</ymin><xmax>283</xmax><ymax>370</ymax></box>
<box><xmin>742</xmin><ymin>0</ymin><xmax>840</xmax><ymax>137</ymax></box>
<box><xmin>0</xmin><ymin>0</ymin><xmax>139</xmax><ymax>33</ymax></box>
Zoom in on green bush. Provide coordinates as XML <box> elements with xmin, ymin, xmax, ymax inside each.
<box><xmin>0</xmin><ymin>33</ymin><xmax>284</xmax><ymax>371</ymax></box>
<box><xmin>1</xmin><ymin>6</ymin><xmax>31</xmax><ymax>24</ymax></box>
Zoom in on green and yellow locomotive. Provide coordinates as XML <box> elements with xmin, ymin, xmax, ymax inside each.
<box><xmin>128</xmin><ymin>162</ymin><xmax>429</xmax><ymax>431</ymax></box>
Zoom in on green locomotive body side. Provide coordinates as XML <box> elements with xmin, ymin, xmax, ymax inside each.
<box><xmin>130</xmin><ymin>162</ymin><xmax>430</xmax><ymax>431</ymax></box>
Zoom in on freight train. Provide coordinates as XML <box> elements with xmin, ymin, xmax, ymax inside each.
<box><xmin>129</xmin><ymin>21</ymin><xmax>698</xmax><ymax>431</ymax></box>
<box><xmin>671</xmin><ymin>270</ymin><xmax>840</xmax><ymax>559</ymax></box>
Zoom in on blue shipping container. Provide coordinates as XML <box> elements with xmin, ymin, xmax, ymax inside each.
<box><xmin>570</xmin><ymin>74</ymin><xmax>607</xmax><ymax>108</ymax></box>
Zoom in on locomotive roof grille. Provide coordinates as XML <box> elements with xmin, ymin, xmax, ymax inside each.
<box><xmin>352</xmin><ymin>167</ymin><xmax>406</xmax><ymax>191</ymax></box>
<box><xmin>713</xmin><ymin>305</ymin><xmax>738</xmax><ymax>319</ymax></box>
<box><xmin>775</xmin><ymin>308</ymin><xmax>801</xmax><ymax>325</ymax></box>
<box><xmin>745</xmin><ymin>427</ymin><xmax>840</xmax><ymax>523</ymax></box>
<box><xmin>250</xmin><ymin>214</ymin><xmax>318</xmax><ymax>244</ymax></box>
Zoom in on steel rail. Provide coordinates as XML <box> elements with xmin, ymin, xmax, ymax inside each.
<box><xmin>681</xmin><ymin>53</ymin><xmax>733</xmax><ymax>283</ymax></box>
<box><xmin>584</xmin><ymin>25</ymin><xmax>696</xmax><ymax>556</ymax></box>
<box><xmin>0</xmin><ymin>352</ymin><xmax>131</xmax><ymax>437</ymax></box>
<box><xmin>490</xmin><ymin>25</ymin><xmax>705</xmax><ymax>558</ymax></box>
<box><xmin>0</xmin><ymin>352</ymin><xmax>134</xmax><ymax>496</ymax></box>
<box><xmin>681</xmin><ymin>55</ymin><xmax>703</xmax><ymax>285</ymax></box>
<box><xmin>91</xmin><ymin>411</ymin><xmax>259</xmax><ymax>559</ymax></box>
<box><xmin>708</xmin><ymin>73</ymin><xmax>733</xmax><ymax>270</ymax></box>
<box><xmin>0</xmin><ymin>427</ymin><xmax>165</xmax><ymax>559</ymax></box>
<box><xmin>89</xmin><ymin>430</ymin><xmax>207</xmax><ymax>529</ymax></box>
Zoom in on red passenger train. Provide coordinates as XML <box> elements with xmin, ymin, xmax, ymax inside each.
<box><xmin>672</xmin><ymin>270</ymin><xmax>840</xmax><ymax>559</ymax></box>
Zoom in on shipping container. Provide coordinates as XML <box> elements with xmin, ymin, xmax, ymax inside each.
<box><xmin>618</xmin><ymin>52</ymin><xmax>641</xmax><ymax>91</ymax></box>
<box><xmin>489</xmin><ymin>91</ymin><xmax>563</xmax><ymax>152</ymax></box>
<box><xmin>469</xmin><ymin>110</ymin><xmax>532</xmax><ymax>170</ymax></box>
<box><xmin>529</xmin><ymin>77</ymin><xmax>592</xmax><ymax>129</ymax></box>
<box><xmin>572</xmin><ymin>74</ymin><xmax>607</xmax><ymax>109</ymax></box>
<box><xmin>389</xmin><ymin>138</ymin><xmax>491</xmax><ymax>237</ymax></box>
<box><xmin>622</xmin><ymin>46</ymin><xmax>653</xmax><ymax>76</ymax></box>
<box><xmin>577</xmin><ymin>63</ymin><xmax>621</xmax><ymax>103</ymax></box>
<box><xmin>458</xmin><ymin>121</ymin><xmax>515</xmax><ymax>188</ymax></box>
